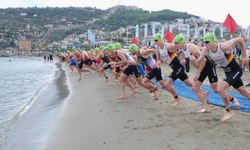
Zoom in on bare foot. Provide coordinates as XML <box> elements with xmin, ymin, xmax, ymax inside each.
<box><xmin>231</xmin><ymin>97</ymin><xmax>240</xmax><ymax>110</ymax></box>
<box><xmin>203</xmin><ymin>90</ymin><xmax>209</xmax><ymax>97</ymax></box>
<box><xmin>151</xmin><ymin>89</ymin><xmax>161</xmax><ymax>100</ymax></box>
<box><xmin>220</xmin><ymin>111</ymin><xmax>233</xmax><ymax>122</ymax></box>
<box><xmin>134</xmin><ymin>84</ymin><xmax>139</xmax><ymax>88</ymax></box>
<box><xmin>150</xmin><ymin>93</ymin><xmax>159</xmax><ymax>100</ymax></box>
<box><xmin>198</xmin><ymin>108</ymin><xmax>211</xmax><ymax>113</ymax></box>
<box><xmin>117</xmin><ymin>95</ymin><xmax>127</xmax><ymax>100</ymax></box>
<box><xmin>152</xmin><ymin>94</ymin><xmax>159</xmax><ymax>100</ymax></box>
<box><xmin>171</xmin><ymin>99</ymin><xmax>182</xmax><ymax>106</ymax></box>
<box><xmin>78</xmin><ymin>77</ymin><xmax>82</xmax><ymax>81</ymax></box>
<box><xmin>154</xmin><ymin>88</ymin><xmax>161</xmax><ymax>100</ymax></box>
<box><xmin>130</xmin><ymin>90</ymin><xmax>137</xmax><ymax>97</ymax></box>
<box><xmin>155</xmin><ymin>88</ymin><xmax>162</xmax><ymax>96</ymax></box>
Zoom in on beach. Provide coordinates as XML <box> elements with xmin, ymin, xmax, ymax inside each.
<box><xmin>1</xmin><ymin>3</ymin><xmax>250</xmax><ymax>150</ymax></box>
<box><xmin>0</xmin><ymin>61</ymin><xmax>69</xmax><ymax>150</ymax></box>
<box><xmin>45</xmin><ymin>64</ymin><xmax>250</xmax><ymax>150</ymax></box>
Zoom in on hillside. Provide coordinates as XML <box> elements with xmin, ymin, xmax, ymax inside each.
<box><xmin>95</xmin><ymin>5</ymin><xmax>197</xmax><ymax>31</ymax></box>
<box><xmin>0</xmin><ymin>5</ymin><xmax>198</xmax><ymax>48</ymax></box>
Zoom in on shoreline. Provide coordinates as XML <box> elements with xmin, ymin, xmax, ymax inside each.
<box><xmin>1</xmin><ymin>62</ymin><xmax>70</xmax><ymax>150</ymax></box>
<box><xmin>0</xmin><ymin>57</ymin><xmax>56</xmax><ymax>145</ymax></box>
<box><xmin>2</xmin><ymin>60</ymin><xmax>250</xmax><ymax>149</ymax></box>
<box><xmin>45</xmin><ymin>64</ymin><xmax>250</xmax><ymax>150</ymax></box>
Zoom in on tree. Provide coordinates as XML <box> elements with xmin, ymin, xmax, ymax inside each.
<box><xmin>84</xmin><ymin>45</ymin><xmax>91</xmax><ymax>51</ymax></box>
<box><xmin>52</xmin><ymin>44</ymin><xmax>60</xmax><ymax>52</ymax></box>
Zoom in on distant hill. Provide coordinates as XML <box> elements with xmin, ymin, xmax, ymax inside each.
<box><xmin>0</xmin><ymin>5</ymin><xmax>198</xmax><ymax>48</ymax></box>
<box><xmin>94</xmin><ymin>5</ymin><xmax>197</xmax><ymax>31</ymax></box>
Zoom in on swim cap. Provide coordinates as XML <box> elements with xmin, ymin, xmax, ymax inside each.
<box><xmin>108</xmin><ymin>44</ymin><xmax>115</xmax><ymax>51</ymax></box>
<box><xmin>153</xmin><ymin>33</ymin><xmax>163</xmax><ymax>41</ymax></box>
<box><xmin>95</xmin><ymin>47</ymin><xmax>100</xmax><ymax>52</ymax></box>
<box><xmin>203</xmin><ymin>32</ymin><xmax>217</xmax><ymax>43</ymax></box>
<box><xmin>173</xmin><ymin>34</ymin><xmax>185</xmax><ymax>44</ymax></box>
<box><xmin>103</xmin><ymin>46</ymin><xmax>109</xmax><ymax>51</ymax></box>
<box><xmin>114</xmin><ymin>42</ymin><xmax>122</xmax><ymax>49</ymax></box>
<box><xmin>129</xmin><ymin>44</ymin><xmax>138</xmax><ymax>53</ymax></box>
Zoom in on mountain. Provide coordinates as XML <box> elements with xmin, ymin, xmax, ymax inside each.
<box><xmin>94</xmin><ymin>5</ymin><xmax>197</xmax><ymax>31</ymax></box>
<box><xmin>0</xmin><ymin>5</ymin><xmax>198</xmax><ymax>48</ymax></box>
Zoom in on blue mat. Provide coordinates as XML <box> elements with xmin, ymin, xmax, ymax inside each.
<box><xmin>152</xmin><ymin>79</ymin><xmax>250</xmax><ymax>113</ymax></box>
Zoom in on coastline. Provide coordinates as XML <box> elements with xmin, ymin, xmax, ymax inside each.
<box><xmin>1</xmin><ymin>62</ymin><xmax>70</xmax><ymax>150</ymax></box>
<box><xmin>45</xmin><ymin>64</ymin><xmax>250</xmax><ymax>150</ymax></box>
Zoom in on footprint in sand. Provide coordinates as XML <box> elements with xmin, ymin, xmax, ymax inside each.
<box><xmin>142</xmin><ymin>126</ymin><xmax>151</xmax><ymax>130</ymax></box>
<box><xmin>245</xmin><ymin>130</ymin><xmax>250</xmax><ymax>133</ymax></box>
<box><xmin>195</xmin><ymin>130</ymin><xmax>200</xmax><ymax>133</ymax></box>
<box><xmin>127</xmin><ymin>119</ymin><xmax>134</xmax><ymax>122</ymax></box>
<box><xmin>157</xmin><ymin>114</ymin><xmax>162</xmax><ymax>118</ymax></box>
<box><xmin>132</xmin><ymin>127</ymin><xmax>139</xmax><ymax>130</ymax></box>
<box><xmin>154</xmin><ymin>123</ymin><xmax>164</xmax><ymax>128</ymax></box>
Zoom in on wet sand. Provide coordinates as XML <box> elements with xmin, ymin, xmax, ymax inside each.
<box><xmin>45</xmin><ymin>64</ymin><xmax>250</xmax><ymax>150</ymax></box>
<box><xmin>1</xmin><ymin>63</ymin><xmax>69</xmax><ymax>150</ymax></box>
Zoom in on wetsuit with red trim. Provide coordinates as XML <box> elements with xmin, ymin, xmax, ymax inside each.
<box><xmin>138</xmin><ymin>51</ymin><xmax>162</xmax><ymax>81</ymax></box>
<box><xmin>185</xmin><ymin>44</ymin><xmax>218</xmax><ymax>83</ymax></box>
<box><xmin>83</xmin><ymin>52</ymin><xmax>93</xmax><ymax>66</ymax></box>
<box><xmin>167</xmin><ymin>49</ymin><xmax>188</xmax><ymax>81</ymax></box>
<box><xmin>208</xmin><ymin>43</ymin><xmax>243</xmax><ymax>88</ymax></box>
<box><xmin>116</xmin><ymin>51</ymin><xmax>141</xmax><ymax>78</ymax></box>
<box><xmin>102</xmin><ymin>54</ymin><xmax>111</xmax><ymax>70</ymax></box>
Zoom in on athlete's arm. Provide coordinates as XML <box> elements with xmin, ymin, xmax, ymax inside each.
<box><xmin>221</xmin><ymin>37</ymin><xmax>248</xmax><ymax>64</ymax></box>
<box><xmin>195</xmin><ymin>48</ymin><xmax>208</xmax><ymax>80</ymax></box>
<box><xmin>179</xmin><ymin>49</ymin><xmax>186</xmax><ymax>65</ymax></box>
<box><xmin>189</xmin><ymin>44</ymin><xmax>201</xmax><ymax>68</ymax></box>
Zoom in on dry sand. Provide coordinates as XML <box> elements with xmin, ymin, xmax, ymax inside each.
<box><xmin>45</xmin><ymin>64</ymin><xmax>250</xmax><ymax>150</ymax></box>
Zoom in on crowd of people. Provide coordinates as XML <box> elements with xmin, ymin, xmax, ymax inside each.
<box><xmin>58</xmin><ymin>32</ymin><xmax>250</xmax><ymax>122</ymax></box>
<box><xmin>44</xmin><ymin>53</ymin><xmax>54</xmax><ymax>63</ymax></box>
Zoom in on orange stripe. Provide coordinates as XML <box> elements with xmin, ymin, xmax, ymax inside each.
<box><xmin>227</xmin><ymin>52</ymin><xmax>234</xmax><ymax>63</ymax></box>
<box><xmin>170</xmin><ymin>51</ymin><xmax>177</xmax><ymax>61</ymax></box>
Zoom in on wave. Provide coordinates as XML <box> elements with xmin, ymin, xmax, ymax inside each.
<box><xmin>0</xmin><ymin>62</ymin><xmax>57</xmax><ymax>145</ymax></box>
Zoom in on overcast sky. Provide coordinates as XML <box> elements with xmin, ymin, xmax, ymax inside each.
<box><xmin>1</xmin><ymin>0</ymin><xmax>249</xmax><ymax>28</ymax></box>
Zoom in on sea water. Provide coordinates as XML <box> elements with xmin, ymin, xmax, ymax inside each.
<box><xmin>0</xmin><ymin>57</ymin><xmax>55</xmax><ymax>144</ymax></box>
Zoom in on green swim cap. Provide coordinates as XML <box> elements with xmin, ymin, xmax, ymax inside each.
<box><xmin>153</xmin><ymin>33</ymin><xmax>163</xmax><ymax>41</ymax></box>
<box><xmin>173</xmin><ymin>34</ymin><xmax>185</xmax><ymax>44</ymax></box>
<box><xmin>95</xmin><ymin>47</ymin><xmax>100</xmax><ymax>52</ymax></box>
<box><xmin>203</xmin><ymin>32</ymin><xmax>217</xmax><ymax>43</ymax></box>
<box><xmin>105</xmin><ymin>44</ymin><xmax>114</xmax><ymax>51</ymax></box>
<box><xmin>103</xmin><ymin>46</ymin><xmax>109</xmax><ymax>51</ymax></box>
<box><xmin>114</xmin><ymin>42</ymin><xmax>122</xmax><ymax>49</ymax></box>
<box><xmin>129</xmin><ymin>44</ymin><xmax>138</xmax><ymax>53</ymax></box>
<box><xmin>70</xmin><ymin>47</ymin><xmax>76</xmax><ymax>52</ymax></box>
<box><xmin>108</xmin><ymin>44</ymin><xmax>115</xmax><ymax>51</ymax></box>
<box><xmin>106</xmin><ymin>44</ymin><xmax>111</xmax><ymax>50</ymax></box>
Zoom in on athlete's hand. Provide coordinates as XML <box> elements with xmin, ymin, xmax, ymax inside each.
<box><xmin>180</xmin><ymin>58</ymin><xmax>186</xmax><ymax>65</ymax></box>
<box><xmin>157</xmin><ymin>60</ymin><xmax>161</xmax><ymax>66</ymax></box>
<box><xmin>242</xmin><ymin>56</ymin><xmax>248</xmax><ymax>66</ymax></box>
<box><xmin>194</xmin><ymin>74</ymin><xmax>200</xmax><ymax>81</ymax></box>
<box><xmin>243</xmin><ymin>37</ymin><xmax>250</xmax><ymax>42</ymax></box>
<box><xmin>123</xmin><ymin>61</ymin><xmax>128</xmax><ymax>66</ymax></box>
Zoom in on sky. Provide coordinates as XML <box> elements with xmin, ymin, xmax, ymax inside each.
<box><xmin>1</xmin><ymin>0</ymin><xmax>249</xmax><ymax>28</ymax></box>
